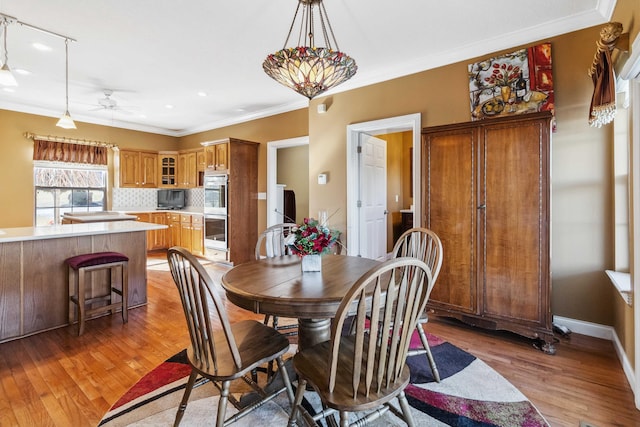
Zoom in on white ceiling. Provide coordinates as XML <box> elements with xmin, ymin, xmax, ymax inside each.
<box><xmin>0</xmin><ymin>0</ymin><xmax>615</xmax><ymax>137</ymax></box>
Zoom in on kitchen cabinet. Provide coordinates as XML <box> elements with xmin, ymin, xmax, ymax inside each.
<box><xmin>158</xmin><ymin>153</ymin><xmax>178</xmax><ymax>187</ymax></box>
<box><xmin>191</xmin><ymin>214</ymin><xmax>204</xmax><ymax>256</ymax></box>
<box><xmin>168</xmin><ymin>213</ymin><xmax>181</xmax><ymax>247</ymax></box>
<box><xmin>203</xmin><ymin>140</ymin><xmax>229</xmax><ymax>171</ymax></box>
<box><xmin>421</xmin><ymin>112</ymin><xmax>554</xmax><ymax>353</ymax></box>
<box><xmin>180</xmin><ymin>214</ymin><xmax>193</xmax><ymax>251</ymax></box>
<box><xmin>119</xmin><ymin>150</ymin><xmax>158</xmax><ymax>188</ymax></box>
<box><xmin>133</xmin><ymin>212</ymin><xmax>167</xmax><ymax>250</ymax></box>
<box><xmin>225</xmin><ymin>138</ymin><xmax>259</xmax><ymax>264</ymax></box>
<box><xmin>164</xmin><ymin>212</ymin><xmax>203</xmax><ymax>256</ymax></box>
<box><xmin>177</xmin><ymin>151</ymin><xmax>198</xmax><ymax>188</ymax></box>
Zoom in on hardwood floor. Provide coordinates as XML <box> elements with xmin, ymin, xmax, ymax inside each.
<box><xmin>0</xmin><ymin>252</ymin><xmax>638</xmax><ymax>426</ymax></box>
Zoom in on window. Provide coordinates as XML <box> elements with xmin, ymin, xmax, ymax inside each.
<box><xmin>34</xmin><ymin>162</ymin><xmax>107</xmax><ymax>226</ymax></box>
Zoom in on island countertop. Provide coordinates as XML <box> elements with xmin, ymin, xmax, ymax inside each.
<box><xmin>0</xmin><ymin>220</ymin><xmax>164</xmax><ymax>343</ymax></box>
<box><xmin>0</xmin><ymin>220</ymin><xmax>166</xmax><ymax>243</ymax></box>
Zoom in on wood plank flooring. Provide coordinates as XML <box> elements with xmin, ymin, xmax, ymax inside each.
<box><xmin>0</xmin><ymin>252</ymin><xmax>638</xmax><ymax>426</ymax></box>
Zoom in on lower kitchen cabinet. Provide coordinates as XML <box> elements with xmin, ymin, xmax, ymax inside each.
<box><xmin>134</xmin><ymin>212</ymin><xmax>168</xmax><ymax>251</ymax></box>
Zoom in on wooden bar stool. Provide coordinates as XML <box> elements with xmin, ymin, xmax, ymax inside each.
<box><xmin>66</xmin><ymin>251</ymin><xmax>129</xmax><ymax>336</ymax></box>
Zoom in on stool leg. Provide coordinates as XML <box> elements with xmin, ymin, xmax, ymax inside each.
<box><xmin>121</xmin><ymin>262</ymin><xmax>128</xmax><ymax>324</ymax></box>
<box><xmin>77</xmin><ymin>268</ymin><xmax>86</xmax><ymax>336</ymax></box>
<box><xmin>69</xmin><ymin>267</ymin><xmax>78</xmax><ymax>326</ymax></box>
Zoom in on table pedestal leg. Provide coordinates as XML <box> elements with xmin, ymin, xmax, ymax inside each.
<box><xmin>298</xmin><ymin>318</ymin><xmax>331</xmax><ymax>350</ymax></box>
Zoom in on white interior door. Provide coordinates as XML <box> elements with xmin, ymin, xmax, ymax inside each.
<box><xmin>359</xmin><ymin>134</ymin><xmax>387</xmax><ymax>260</ymax></box>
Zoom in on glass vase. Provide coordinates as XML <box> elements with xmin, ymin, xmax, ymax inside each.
<box><xmin>301</xmin><ymin>254</ymin><xmax>322</xmax><ymax>272</ymax></box>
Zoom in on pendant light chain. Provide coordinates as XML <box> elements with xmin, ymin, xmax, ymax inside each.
<box><xmin>64</xmin><ymin>38</ymin><xmax>69</xmax><ymax>109</ymax></box>
<box><xmin>2</xmin><ymin>22</ymin><xmax>7</xmax><ymax>65</ymax></box>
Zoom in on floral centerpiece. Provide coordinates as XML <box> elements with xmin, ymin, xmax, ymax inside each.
<box><xmin>286</xmin><ymin>217</ymin><xmax>339</xmax><ymax>271</ymax></box>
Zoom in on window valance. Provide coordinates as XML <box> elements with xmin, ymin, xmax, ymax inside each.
<box><xmin>26</xmin><ymin>133</ymin><xmax>114</xmax><ymax>165</ymax></box>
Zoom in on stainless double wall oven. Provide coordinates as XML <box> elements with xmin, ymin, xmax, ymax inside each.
<box><xmin>203</xmin><ymin>173</ymin><xmax>228</xmax><ymax>251</ymax></box>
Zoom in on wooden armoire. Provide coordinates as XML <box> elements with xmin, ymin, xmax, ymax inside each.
<box><xmin>422</xmin><ymin>111</ymin><xmax>554</xmax><ymax>353</ymax></box>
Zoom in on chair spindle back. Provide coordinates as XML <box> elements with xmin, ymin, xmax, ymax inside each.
<box><xmin>393</xmin><ymin>227</ymin><xmax>443</xmax><ymax>283</ymax></box>
<box><xmin>255</xmin><ymin>223</ymin><xmax>296</xmax><ymax>259</ymax></box>
<box><xmin>167</xmin><ymin>247</ymin><xmax>242</xmax><ymax>371</ymax></box>
<box><xmin>329</xmin><ymin>257</ymin><xmax>433</xmax><ymax>397</ymax></box>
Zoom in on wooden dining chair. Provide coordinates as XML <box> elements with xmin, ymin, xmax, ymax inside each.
<box><xmin>167</xmin><ymin>247</ymin><xmax>294</xmax><ymax>427</ymax></box>
<box><xmin>393</xmin><ymin>227</ymin><xmax>443</xmax><ymax>382</ymax></box>
<box><xmin>255</xmin><ymin>223</ymin><xmax>298</xmax><ymax>336</ymax></box>
<box><xmin>288</xmin><ymin>257</ymin><xmax>434</xmax><ymax>427</ymax></box>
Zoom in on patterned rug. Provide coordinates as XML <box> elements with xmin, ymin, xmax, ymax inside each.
<box><xmin>99</xmin><ymin>333</ymin><xmax>549</xmax><ymax>426</ymax></box>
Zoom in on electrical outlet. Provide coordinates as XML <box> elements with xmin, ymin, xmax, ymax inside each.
<box><xmin>579</xmin><ymin>421</ymin><xmax>599</xmax><ymax>427</ymax></box>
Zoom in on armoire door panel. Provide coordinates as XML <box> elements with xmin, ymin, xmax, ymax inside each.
<box><xmin>481</xmin><ymin>122</ymin><xmax>546</xmax><ymax>323</ymax></box>
<box><xmin>424</xmin><ymin>129</ymin><xmax>476</xmax><ymax>313</ymax></box>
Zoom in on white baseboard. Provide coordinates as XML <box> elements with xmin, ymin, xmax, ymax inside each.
<box><xmin>553</xmin><ymin>315</ymin><xmax>636</xmax><ymax>393</ymax></box>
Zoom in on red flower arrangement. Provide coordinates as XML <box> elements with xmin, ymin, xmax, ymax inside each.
<box><xmin>287</xmin><ymin>217</ymin><xmax>338</xmax><ymax>256</ymax></box>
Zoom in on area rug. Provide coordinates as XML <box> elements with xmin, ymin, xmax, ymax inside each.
<box><xmin>99</xmin><ymin>333</ymin><xmax>549</xmax><ymax>426</ymax></box>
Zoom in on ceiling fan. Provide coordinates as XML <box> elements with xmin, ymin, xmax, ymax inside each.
<box><xmin>90</xmin><ymin>90</ymin><xmax>139</xmax><ymax>114</ymax></box>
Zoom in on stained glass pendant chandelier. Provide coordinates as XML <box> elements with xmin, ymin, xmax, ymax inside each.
<box><xmin>262</xmin><ymin>0</ymin><xmax>357</xmax><ymax>100</ymax></box>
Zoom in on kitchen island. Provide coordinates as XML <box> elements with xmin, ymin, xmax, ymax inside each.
<box><xmin>0</xmin><ymin>221</ymin><xmax>166</xmax><ymax>342</ymax></box>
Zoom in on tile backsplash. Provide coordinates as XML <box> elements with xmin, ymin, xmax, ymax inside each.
<box><xmin>112</xmin><ymin>187</ymin><xmax>203</xmax><ymax>210</ymax></box>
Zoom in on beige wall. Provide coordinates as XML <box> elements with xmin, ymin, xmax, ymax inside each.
<box><xmin>277</xmin><ymin>145</ymin><xmax>310</xmax><ymax>223</ymax></box>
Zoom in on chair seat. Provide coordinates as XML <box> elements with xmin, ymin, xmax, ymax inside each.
<box><xmin>188</xmin><ymin>320</ymin><xmax>291</xmax><ymax>380</ymax></box>
<box><xmin>66</xmin><ymin>251</ymin><xmax>129</xmax><ymax>270</ymax></box>
<box><xmin>293</xmin><ymin>336</ymin><xmax>411</xmax><ymax>412</ymax></box>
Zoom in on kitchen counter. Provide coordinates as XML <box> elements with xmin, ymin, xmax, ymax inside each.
<box><xmin>0</xmin><ymin>220</ymin><xmax>165</xmax><ymax>243</ymax></box>
<box><xmin>62</xmin><ymin>211</ymin><xmax>138</xmax><ymax>223</ymax></box>
<box><xmin>0</xmin><ymin>221</ymin><xmax>166</xmax><ymax>342</ymax></box>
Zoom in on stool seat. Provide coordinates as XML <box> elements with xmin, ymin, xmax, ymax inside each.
<box><xmin>66</xmin><ymin>251</ymin><xmax>129</xmax><ymax>336</ymax></box>
<box><xmin>66</xmin><ymin>252</ymin><xmax>129</xmax><ymax>270</ymax></box>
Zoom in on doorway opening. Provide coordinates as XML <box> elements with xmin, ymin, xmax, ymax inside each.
<box><xmin>266</xmin><ymin>136</ymin><xmax>309</xmax><ymax>227</ymax></box>
<box><xmin>346</xmin><ymin>113</ymin><xmax>421</xmax><ymax>257</ymax></box>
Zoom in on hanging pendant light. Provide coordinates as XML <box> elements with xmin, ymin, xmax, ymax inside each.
<box><xmin>0</xmin><ymin>17</ymin><xmax>18</xmax><ymax>87</ymax></box>
<box><xmin>56</xmin><ymin>38</ymin><xmax>76</xmax><ymax>129</ymax></box>
<box><xmin>263</xmin><ymin>0</ymin><xmax>357</xmax><ymax>100</ymax></box>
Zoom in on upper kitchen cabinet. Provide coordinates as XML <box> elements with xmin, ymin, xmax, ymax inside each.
<box><xmin>177</xmin><ymin>150</ymin><xmax>199</xmax><ymax>188</ymax></box>
<box><xmin>119</xmin><ymin>150</ymin><xmax>158</xmax><ymax>188</ymax></box>
<box><xmin>202</xmin><ymin>139</ymin><xmax>229</xmax><ymax>171</ymax></box>
<box><xmin>158</xmin><ymin>152</ymin><xmax>178</xmax><ymax>187</ymax></box>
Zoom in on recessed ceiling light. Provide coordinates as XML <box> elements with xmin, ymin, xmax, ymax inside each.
<box><xmin>138</xmin><ymin>114</ymin><xmax>147</xmax><ymax>118</ymax></box>
<box><xmin>165</xmin><ymin>104</ymin><xmax>174</xmax><ymax>109</ymax></box>
<box><xmin>32</xmin><ymin>42</ymin><xmax>52</xmax><ymax>51</ymax></box>
<box><xmin>2</xmin><ymin>87</ymin><xmax>15</xmax><ymax>93</ymax></box>
<box><xmin>13</xmin><ymin>68</ymin><xmax>31</xmax><ymax>75</ymax></box>
<box><xmin>197</xmin><ymin>91</ymin><xmax>207</xmax><ymax>97</ymax></box>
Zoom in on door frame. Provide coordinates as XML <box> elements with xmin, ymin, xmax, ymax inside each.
<box><xmin>346</xmin><ymin>113</ymin><xmax>421</xmax><ymax>257</ymax></box>
<box><xmin>266</xmin><ymin>136</ymin><xmax>309</xmax><ymax>227</ymax></box>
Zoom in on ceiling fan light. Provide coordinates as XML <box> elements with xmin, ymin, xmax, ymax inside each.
<box><xmin>56</xmin><ymin>110</ymin><xmax>76</xmax><ymax>129</ymax></box>
<box><xmin>0</xmin><ymin>63</ymin><xmax>17</xmax><ymax>86</ymax></box>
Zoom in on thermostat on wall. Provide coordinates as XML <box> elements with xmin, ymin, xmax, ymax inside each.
<box><xmin>317</xmin><ymin>173</ymin><xmax>327</xmax><ymax>185</ymax></box>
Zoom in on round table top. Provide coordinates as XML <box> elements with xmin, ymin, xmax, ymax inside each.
<box><xmin>221</xmin><ymin>255</ymin><xmax>380</xmax><ymax>318</ymax></box>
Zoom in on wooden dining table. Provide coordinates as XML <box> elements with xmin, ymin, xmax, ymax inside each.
<box><xmin>221</xmin><ymin>254</ymin><xmax>380</xmax><ymax>350</ymax></box>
